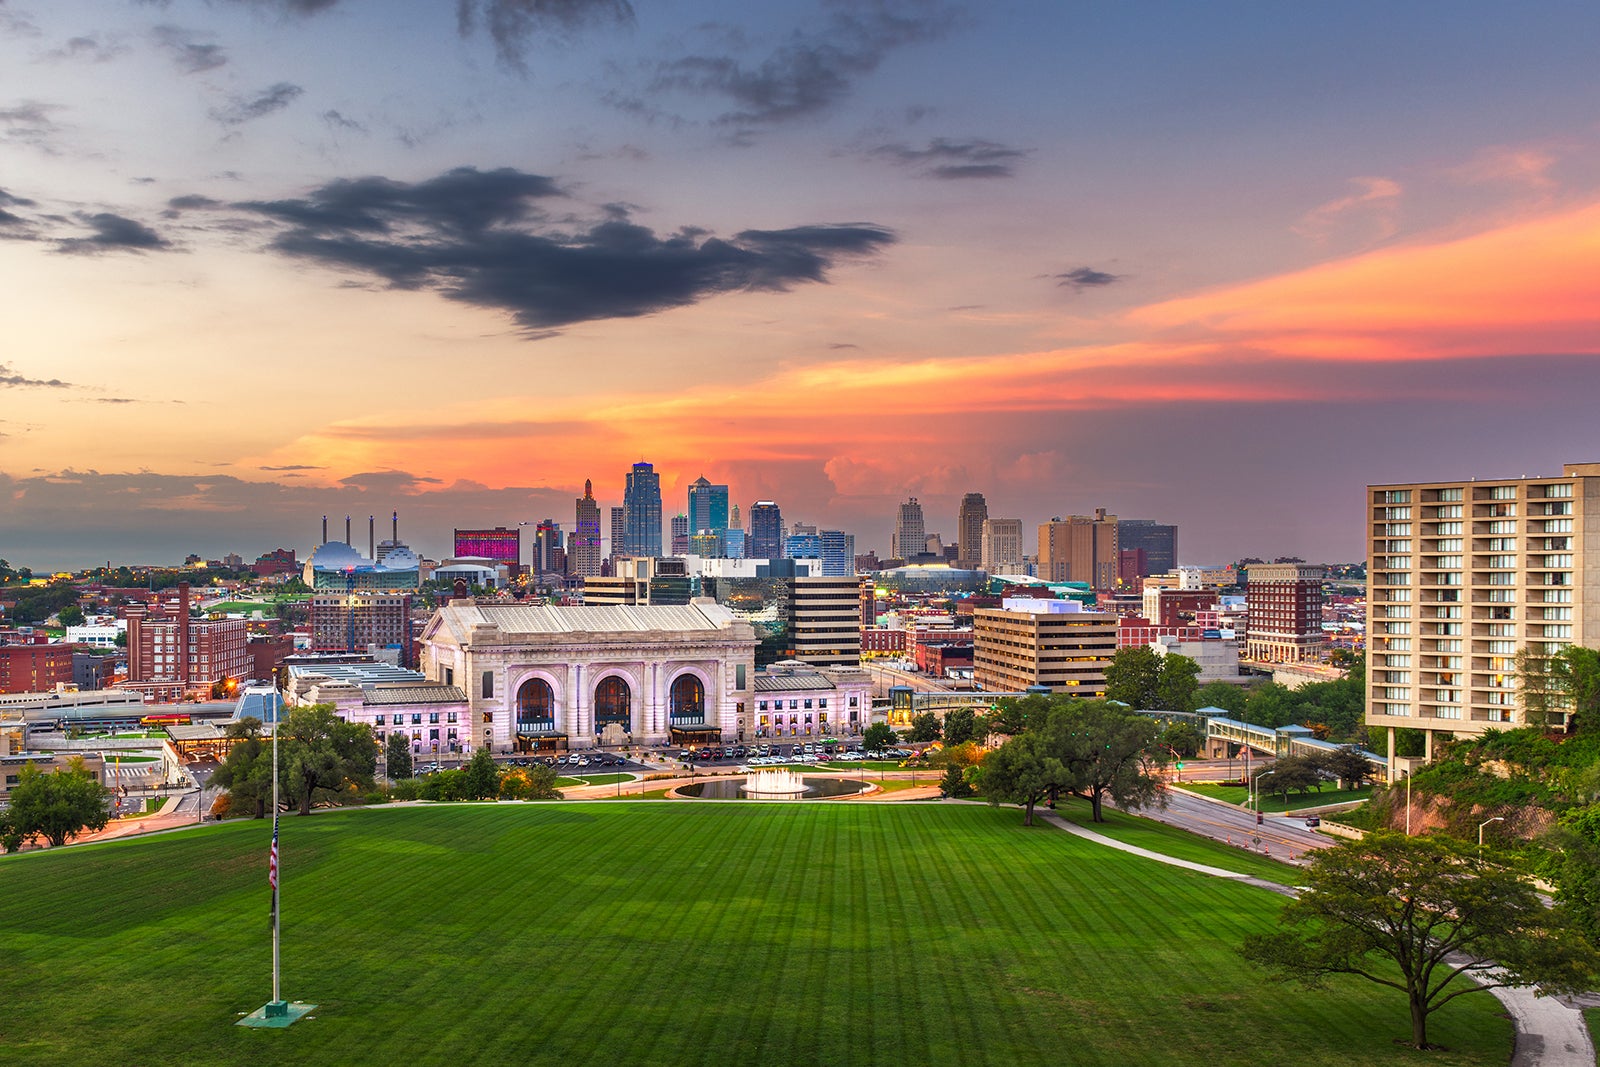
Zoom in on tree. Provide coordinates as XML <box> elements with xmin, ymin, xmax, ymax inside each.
<box><xmin>1159</xmin><ymin>720</ymin><xmax>1203</xmax><ymax>759</ymax></box>
<box><xmin>1241</xmin><ymin>682</ymin><xmax>1297</xmax><ymax>729</ymax></box>
<box><xmin>863</xmin><ymin>723</ymin><xmax>898</xmax><ymax>752</ymax></box>
<box><xmin>908</xmin><ymin>712</ymin><xmax>942</xmax><ymax>744</ymax></box>
<box><xmin>1154</xmin><ymin>653</ymin><xmax>1200</xmax><ymax>714</ymax></box>
<box><xmin>499</xmin><ymin>763</ymin><xmax>564</xmax><ymax>800</ymax></box>
<box><xmin>57</xmin><ymin>604</ymin><xmax>85</xmax><ymax>628</ymax></box>
<box><xmin>982</xmin><ymin>731</ymin><xmax>1067</xmax><ymax>826</ymax></box>
<box><xmin>5</xmin><ymin>759</ymin><xmax>111</xmax><ymax>848</ymax></box>
<box><xmin>1049</xmin><ymin>700</ymin><xmax>1167</xmax><ymax>822</ymax></box>
<box><xmin>1518</xmin><ymin>645</ymin><xmax>1600</xmax><ymax>733</ymax></box>
<box><xmin>942</xmin><ymin>707</ymin><xmax>979</xmax><ymax>746</ymax></box>
<box><xmin>278</xmin><ymin>704</ymin><xmax>378</xmax><ymax>815</ymax></box>
<box><xmin>1104</xmin><ymin>646</ymin><xmax>1163</xmax><ymax>709</ymax></box>
<box><xmin>385</xmin><ymin>732</ymin><xmax>413</xmax><ymax>780</ymax></box>
<box><xmin>462</xmin><ymin>747</ymin><xmax>501</xmax><ymax>800</ymax></box>
<box><xmin>1322</xmin><ymin>746</ymin><xmax>1374</xmax><ymax>789</ymax></box>
<box><xmin>1193</xmin><ymin>681</ymin><xmax>1247</xmax><ymax>716</ymax></box>
<box><xmin>1242</xmin><ymin>832</ymin><xmax>1600</xmax><ymax>1048</ymax></box>
<box><xmin>1254</xmin><ymin>754</ymin><xmax>1325</xmax><ymax>804</ymax></box>
<box><xmin>938</xmin><ymin>764</ymin><xmax>973</xmax><ymax>799</ymax></box>
<box><xmin>211</xmin><ymin>717</ymin><xmax>271</xmax><ymax>818</ymax></box>
<box><xmin>989</xmin><ymin>693</ymin><xmax>1052</xmax><ymax>736</ymax></box>
<box><xmin>113</xmin><ymin>630</ymin><xmax>128</xmax><ymax>648</ymax></box>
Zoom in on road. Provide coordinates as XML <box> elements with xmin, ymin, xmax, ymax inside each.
<box><xmin>1131</xmin><ymin>786</ymin><xmax>1333</xmax><ymax>861</ymax></box>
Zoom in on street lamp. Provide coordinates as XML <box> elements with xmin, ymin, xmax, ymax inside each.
<box><xmin>1478</xmin><ymin>816</ymin><xmax>1504</xmax><ymax>854</ymax></box>
<box><xmin>1251</xmin><ymin>768</ymin><xmax>1272</xmax><ymax>824</ymax></box>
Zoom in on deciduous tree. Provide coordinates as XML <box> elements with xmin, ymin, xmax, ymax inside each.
<box><xmin>942</xmin><ymin>707</ymin><xmax>979</xmax><ymax>746</ymax></box>
<box><xmin>1049</xmin><ymin>700</ymin><xmax>1166</xmax><ymax>822</ymax></box>
<box><xmin>385</xmin><ymin>732</ymin><xmax>413</xmax><ymax>780</ymax></box>
<box><xmin>908</xmin><ymin>712</ymin><xmax>942</xmax><ymax>743</ymax></box>
<box><xmin>1243</xmin><ymin>832</ymin><xmax>1600</xmax><ymax>1048</ymax></box>
<box><xmin>863</xmin><ymin>722</ymin><xmax>897</xmax><ymax>752</ymax></box>
<box><xmin>5</xmin><ymin>758</ymin><xmax>111</xmax><ymax>848</ymax></box>
<box><xmin>981</xmin><ymin>731</ymin><xmax>1067</xmax><ymax>826</ymax></box>
<box><xmin>278</xmin><ymin>704</ymin><xmax>378</xmax><ymax>815</ymax></box>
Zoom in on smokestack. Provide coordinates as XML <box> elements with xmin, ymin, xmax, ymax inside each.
<box><xmin>393</xmin><ymin>510</ymin><xmax>398</xmax><ymax>543</ymax></box>
<box><xmin>177</xmin><ymin>581</ymin><xmax>191</xmax><ymax>687</ymax></box>
<box><xmin>345</xmin><ymin>516</ymin><xmax>351</xmax><ymax>545</ymax></box>
<box><xmin>369</xmin><ymin>515</ymin><xmax>375</xmax><ymax>561</ymax></box>
<box><xmin>322</xmin><ymin>515</ymin><xmax>328</xmax><ymax>544</ymax></box>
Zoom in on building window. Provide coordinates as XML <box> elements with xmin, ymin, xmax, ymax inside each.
<box><xmin>411</xmin><ymin>714</ymin><xmax>422</xmax><ymax>725</ymax></box>
<box><xmin>482</xmin><ymin>671</ymin><xmax>494</xmax><ymax>699</ymax></box>
<box><xmin>429</xmin><ymin>712</ymin><xmax>440</xmax><ymax>724</ymax></box>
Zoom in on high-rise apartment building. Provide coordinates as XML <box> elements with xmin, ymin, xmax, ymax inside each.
<box><xmin>748</xmin><ymin>501</ymin><xmax>783</xmax><ymax>560</ymax></box>
<box><xmin>957</xmin><ymin>492</ymin><xmax>988</xmax><ymax>567</ymax></box>
<box><xmin>1244</xmin><ymin>563</ymin><xmax>1326</xmax><ymax>664</ymax></box>
<box><xmin>572</xmin><ymin>480</ymin><xmax>603</xmax><ymax>577</ymax></box>
<box><xmin>623</xmin><ymin>461</ymin><xmax>662</xmax><ymax>557</ymax></box>
<box><xmin>1366</xmin><ymin>462</ymin><xmax>1600</xmax><ymax>765</ymax></box>
<box><xmin>1038</xmin><ymin>509</ymin><xmax>1120</xmax><ymax>589</ymax></box>
<box><xmin>973</xmin><ymin>600</ymin><xmax>1117</xmax><ymax>695</ymax></box>
<box><xmin>981</xmin><ymin>517</ymin><xmax>1024</xmax><ymax>574</ymax></box>
<box><xmin>1117</xmin><ymin>519</ymin><xmax>1177</xmax><ymax>579</ymax></box>
<box><xmin>892</xmin><ymin>498</ymin><xmax>926</xmax><ymax>561</ymax></box>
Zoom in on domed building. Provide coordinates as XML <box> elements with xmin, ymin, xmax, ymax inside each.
<box><xmin>303</xmin><ymin>539</ymin><xmax>420</xmax><ymax>591</ymax></box>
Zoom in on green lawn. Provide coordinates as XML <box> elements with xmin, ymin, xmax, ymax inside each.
<box><xmin>0</xmin><ymin>804</ymin><xmax>1509</xmax><ymax>1067</ymax></box>
<box><xmin>553</xmin><ymin>773</ymin><xmax>632</xmax><ymax>787</ymax></box>
<box><xmin>1182</xmin><ymin>782</ymin><xmax>1373</xmax><ymax>813</ymax></box>
<box><xmin>1048</xmin><ymin>795</ymin><xmax>1304</xmax><ymax>882</ymax></box>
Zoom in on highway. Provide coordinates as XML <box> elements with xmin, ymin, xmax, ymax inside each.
<box><xmin>1130</xmin><ymin>784</ymin><xmax>1334</xmax><ymax>862</ymax></box>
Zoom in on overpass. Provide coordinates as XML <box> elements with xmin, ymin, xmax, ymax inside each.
<box><xmin>1137</xmin><ymin>708</ymin><xmax>1387</xmax><ymax>779</ymax></box>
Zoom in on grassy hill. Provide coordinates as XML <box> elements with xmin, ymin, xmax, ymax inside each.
<box><xmin>0</xmin><ymin>804</ymin><xmax>1509</xmax><ymax>1066</ymax></box>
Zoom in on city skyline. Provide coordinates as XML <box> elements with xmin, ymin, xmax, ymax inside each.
<box><xmin>5</xmin><ymin>3</ymin><xmax>1600</xmax><ymax>569</ymax></box>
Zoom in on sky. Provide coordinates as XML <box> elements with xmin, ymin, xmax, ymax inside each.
<box><xmin>5</xmin><ymin>1</ymin><xmax>1600</xmax><ymax>571</ymax></box>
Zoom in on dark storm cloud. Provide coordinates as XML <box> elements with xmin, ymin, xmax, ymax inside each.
<box><xmin>210</xmin><ymin>82</ymin><xmax>303</xmax><ymax>126</ymax></box>
<box><xmin>42</xmin><ymin>33</ymin><xmax>129</xmax><ymax>64</ymax></box>
<box><xmin>647</xmin><ymin>1</ymin><xmax>955</xmax><ymax>129</ymax></box>
<box><xmin>869</xmin><ymin>137</ymin><xmax>1027</xmax><ymax>179</ymax></box>
<box><xmin>56</xmin><ymin>213</ymin><xmax>172</xmax><ymax>254</ymax></box>
<box><xmin>241</xmin><ymin>166</ymin><xmax>895</xmax><ymax>330</ymax></box>
<box><xmin>1056</xmin><ymin>266</ymin><xmax>1121</xmax><ymax>291</ymax></box>
<box><xmin>0</xmin><ymin>363</ymin><xmax>69</xmax><ymax>388</ymax></box>
<box><xmin>152</xmin><ymin>25</ymin><xmax>227</xmax><ymax>73</ymax></box>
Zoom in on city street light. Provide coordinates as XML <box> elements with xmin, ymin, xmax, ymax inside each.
<box><xmin>1478</xmin><ymin>816</ymin><xmax>1504</xmax><ymax>854</ymax></box>
<box><xmin>1251</xmin><ymin>768</ymin><xmax>1272</xmax><ymax>824</ymax></box>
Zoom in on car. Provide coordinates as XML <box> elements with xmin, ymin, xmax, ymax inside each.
<box><xmin>557</xmin><ymin>754</ymin><xmax>570</xmax><ymax>765</ymax></box>
<box><xmin>1304</xmin><ymin>815</ymin><xmax>1322</xmax><ymax>828</ymax></box>
<box><xmin>678</xmin><ymin>750</ymin><xmax>692</xmax><ymax>760</ymax></box>
<box><xmin>542</xmin><ymin>756</ymin><xmax>556</xmax><ymax>766</ymax></box>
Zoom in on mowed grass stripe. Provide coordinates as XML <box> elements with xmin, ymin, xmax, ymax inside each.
<box><xmin>0</xmin><ymin>803</ymin><xmax>1510</xmax><ymax>1066</ymax></box>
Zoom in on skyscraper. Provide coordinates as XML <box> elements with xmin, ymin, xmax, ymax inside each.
<box><xmin>981</xmin><ymin>517</ymin><xmax>1024</xmax><ymax>574</ymax></box>
<box><xmin>1038</xmin><ymin>509</ymin><xmax>1119</xmax><ymax>589</ymax></box>
<box><xmin>608</xmin><ymin>506</ymin><xmax>626</xmax><ymax>564</ymax></box>
<box><xmin>623</xmin><ymin>461</ymin><xmax>663</xmax><ymax>557</ymax></box>
<box><xmin>1117</xmin><ymin>519</ymin><xmax>1177</xmax><ymax>578</ymax></box>
<box><xmin>819</xmin><ymin>530</ymin><xmax>855</xmax><ymax>577</ymax></box>
<box><xmin>687</xmin><ymin>476</ymin><xmax>730</xmax><ymax>540</ymax></box>
<box><xmin>532</xmin><ymin>519</ymin><xmax>566</xmax><ymax>575</ymax></box>
<box><xmin>748</xmin><ymin>501</ymin><xmax>783</xmax><ymax>560</ymax></box>
<box><xmin>891</xmin><ymin>498</ymin><xmax>925</xmax><ymax>562</ymax></box>
<box><xmin>957</xmin><ymin>492</ymin><xmax>988</xmax><ymax>567</ymax></box>
<box><xmin>671</xmin><ymin>513</ymin><xmax>691</xmax><ymax>555</ymax></box>
<box><xmin>572</xmin><ymin>480</ymin><xmax>602</xmax><ymax>577</ymax></box>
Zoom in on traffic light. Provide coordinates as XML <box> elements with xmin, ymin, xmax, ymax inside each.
<box><xmin>1175</xmin><ymin>761</ymin><xmax>1184</xmax><ymax>771</ymax></box>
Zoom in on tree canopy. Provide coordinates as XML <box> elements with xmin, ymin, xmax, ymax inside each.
<box><xmin>1517</xmin><ymin>645</ymin><xmax>1600</xmax><ymax>733</ymax></box>
<box><xmin>1103</xmin><ymin>647</ymin><xmax>1200</xmax><ymax>713</ymax></box>
<box><xmin>984</xmin><ymin>696</ymin><xmax>1167</xmax><ymax>823</ymax></box>
<box><xmin>278</xmin><ymin>704</ymin><xmax>378</xmax><ymax>815</ymax></box>
<box><xmin>863</xmin><ymin>723</ymin><xmax>898</xmax><ymax>752</ymax></box>
<box><xmin>1242</xmin><ymin>831</ymin><xmax>1600</xmax><ymax>1048</ymax></box>
<box><xmin>1</xmin><ymin>758</ymin><xmax>111</xmax><ymax>850</ymax></box>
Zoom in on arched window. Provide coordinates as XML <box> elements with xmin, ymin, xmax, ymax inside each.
<box><xmin>594</xmin><ymin>676</ymin><xmax>631</xmax><ymax>732</ymax></box>
<box><xmin>516</xmin><ymin>678</ymin><xmax>555</xmax><ymax>731</ymax></box>
<box><xmin>669</xmin><ymin>674</ymin><xmax>705</xmax><ymax>724</ymax></box>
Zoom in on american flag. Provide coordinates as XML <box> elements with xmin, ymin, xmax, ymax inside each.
<box><xmin>268</xmin><ymin>821</ymin><xmax>279</xmax><ymax>891</ymax></box>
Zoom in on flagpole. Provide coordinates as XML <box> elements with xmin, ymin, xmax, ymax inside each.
<box><xmin>271</xmin><ymin>684</ymin><xmax>280</xmax><ymax>1006</ymax></box>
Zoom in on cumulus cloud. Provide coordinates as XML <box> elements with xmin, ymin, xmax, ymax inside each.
<box><xmin>240</xmin><ymin>165</ymin><xmax>895</xmax><ymax>330</ymax></box>
<box><xmin>152</xmin><ymin>25</ymin><xmax>227</xmax><ymax>73</ymax></box>
<box><xmin>643</xmin><ymin>1</ymin><xmax>955</xmax><ymax>130</ymax></box>
<box><xmin>210</xmin><ymin>82</ymin><xmax>303</xmax><ymax>126</ymax></box>
<box><xmin>56</xmin><ymin>212</ymin><xmax>172</xmax><ymax>254</ymax></box>
<box><xmin>869</xmin><ymin>137</ymin><xmax>1027</xmax><ymax>179</ymax></box>
<box><xmin>1055</xmin><ymin>266</ymin><xmax>1121</xmax><ymax>291</ymax></box>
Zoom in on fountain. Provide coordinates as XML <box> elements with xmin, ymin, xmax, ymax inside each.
<box><xmin>742</xmin><ymin>768</ymin><xmax>808</xmax><ymax>796</ymax></box>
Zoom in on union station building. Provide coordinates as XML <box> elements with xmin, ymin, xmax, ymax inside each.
<box><xmin>418</xmin><ymin>599</ymin><xmax>760</xmax><ymax>752</ymax></box>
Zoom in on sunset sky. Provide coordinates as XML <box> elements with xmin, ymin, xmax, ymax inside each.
<box><xmin>5</xmin><ymin>1</ymin><xmax>1600</xmax><ymax>570</ymax></box>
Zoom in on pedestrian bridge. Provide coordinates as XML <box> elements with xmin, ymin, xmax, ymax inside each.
<box><xmin>1133</xmin><ymin>708</ymin><xmax>1388</xmax><ymax>779</ymax></box>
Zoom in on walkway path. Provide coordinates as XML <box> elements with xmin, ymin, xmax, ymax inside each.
<box><xmin>1039</xmin><ymin>812</ymin><xmax>1597</xmax><ymax>1067</ymax></box>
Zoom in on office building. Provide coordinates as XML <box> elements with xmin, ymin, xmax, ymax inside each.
<box><xmin>981</xmin><ymin>517</ymin><xmax>1024</xmax><ymax>575</ymax></box>
<box><xmin>671</xmin><ymin>513</ymin><xmax>691</xmax><ymax>556</ymax></box>
<box><xmin>1117</xmin><ymin>519</ymin><xmax>1177</xmax><ymax>579</ymax></box>
<box><xmin>583</xmin><ymin>557</ymin><xmax>693</xmax><ymax>607</ymax></box>
<box><xmin>687</xmin><ymin>476</ymin><xmax>730</xmax><ymax>541</ymax></box>
<box><xmin>572</xmin><ymin>480</ymin><xmax>603</xmax><ymax>578</ymax></box>
<box><xmin>788</xmin><ymin>576</ymin><xmax>863</xmax><ymax>668</ymax></box>
<box><xmin>1366</xmin><ymin>462</ymin><xmax>1600</xmax><ymax>763</ymax></box>
<box><xmin>972</xmin><ymin>599</ymin><xmax>1118</xmax><ymax>696</ymax></box>
<box><xmin>531</xmin><ymin>519</ymin><xmax>566</xmax><ymax>576</ymax></box>
<box><xmin>784</xmin><ymin>534</ymin><xmax>822</xmax><ymax>560</ymax></box>
<box><xmin>1038</xmin><ymin>509</ymin><xmax>1119</xmax><ymax>590</ymax></box>
<box><xmin>819</xmin><ymin>530</ymin><xmax>855</xmax><ymax>577</ymax></box>
<box><xmin>1244</xmin><ymin>563</ymin><xmax>1326</xmax><ymax>665</ymax></box>
<box><xmin>623</xmin><ymin>461</ymin><xmax>663</xmax><ymax>558</ymax></box>
<box><xmin>0</xmin><ymin>644</ymin><xmax>75</xmax><ymax>695</ymax></box>
<box><xmin>608</xmin><ymin>507</ymin><xmax>626</xmax><ymax>564</ymax></box>
<box><xmin>309</xmin><ymin>592</ymin><xmax>416</xmax><ymax>668</ymax></box>
<box><xmin>124</xmin><ymin>582</ymin><xmax>250</xmax><ymax>701</ymax></box>
<box><xmin>891</xmin><ymin>498</ymin><xmax>926</xmax><ymax>562</ymax></box>
<box><xmin>748</xmin><ymin>501</ymin><xmax>783</xmax><ymax>560</ymax></box>
<box><xmin>453</xmin><ymin>526</ymin><xmax>521</xmax><ymax>571</ymax></box>
<box><xmin>957</xmin><ymin>492</ymin><xmax>988</xmax><ymax>568</ymax></box>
